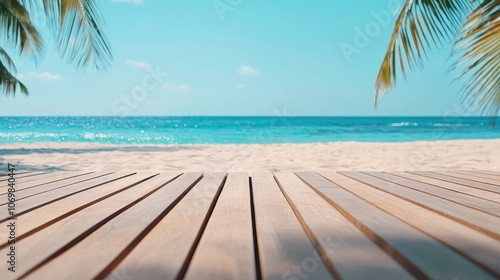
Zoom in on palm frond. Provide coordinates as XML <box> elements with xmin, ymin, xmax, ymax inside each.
<box><xmin>374</xmin><ymin>0</ymin><xmax>471</xmax><ymax>106</ymax></box>
<box><xmin>0</xmin><ymin>0</ymin><xmax>43</xmax><ymax>58</ymax></box>
<box><xmin>454</xmin><ymin>0</ymin><xmax>500</xmax><ymax>116</ymax></box>
<box><xmin>41</xmin><ymin>0</ymin><xmax>113</xmax><ymax>70</ymax></box>
<box><xmin>0</xmin><ymin>47</ymin><xmax>17</xmax><ymax>72</ymax></box>
<box><xmin>0</xmin><ymin>48</ymin><xmax>28</xmax><ymax>96</ymax></box>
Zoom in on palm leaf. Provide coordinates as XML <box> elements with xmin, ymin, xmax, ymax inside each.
<box><xmin>41</xmin><ymin>0</ymin><xmax>113</xmax><ymax>70</ymax></box>
<box><xmin>374</xmin><ymin>0</ymin><xmax>471</xmax><ymax>106</ymax></box>
<box><xmin>0</xmin><ymin>0</ymin><xmax>112</xmax><ymax>97</ymax></box>
<box><xmin>454</xmin><ymin>0</ymin><xmax>500</xmax><ymax>115</ymax></box>
<box><xmin>0</xmin><ymin>47</ymin><xmax>17</xmax><ymax>72</ymax></box>
<box><xmin>0</xmin><ymin>48</ymin><xmax>28</xmax><ymax>96</ymax></box>
<box><xmin>0</xmin><ymin>0</ymin><xmax>43</xmax><ymax>58</ymax></box>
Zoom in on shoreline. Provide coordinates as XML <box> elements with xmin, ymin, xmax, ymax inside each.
<box><xmin>2</xmin><ymin>136</ymin><xmax>500</xmax><ymax>146</ymax></box>
<box><xmin>1</xmin><ymin>139</ymin><xmax>499</xmax><ymax>172</ymax></box>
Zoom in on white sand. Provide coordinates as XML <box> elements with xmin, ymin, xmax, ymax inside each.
<box><xmin>1</xmin><ymin>139</ymin><xmax>499</xmax><ymax>172</ymax></box>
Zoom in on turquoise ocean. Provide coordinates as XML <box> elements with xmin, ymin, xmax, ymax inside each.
<box><xmin>1</xmin><ymin>117</ymin><xmax>499</xmax><ymax>145</ymax></box>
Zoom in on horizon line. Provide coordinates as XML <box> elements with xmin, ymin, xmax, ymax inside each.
<box><xmin>0</xmin><ymin>115</ymin><xmax>494</xmax><ymax>118</ymax></box>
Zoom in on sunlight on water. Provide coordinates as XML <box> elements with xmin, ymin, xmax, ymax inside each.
<box><xmin>0</xmin><ymin>117</ymin><xmax>499</xmax><ymax>144</ymax></box>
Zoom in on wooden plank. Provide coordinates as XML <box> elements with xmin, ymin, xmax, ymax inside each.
<box><xmin>0</xmin><ymin>172</ymin><xmax>135</xmax><ymax>222</ymax></box>
<box><xmin>184</xmin><ymin>173</ymin><xmax>256</xmax><ymax>280</ymax></box>
<box><xmin>1</xmin><ymin>172</ymin><xmax>52</xmax><ymax>190</ymax></box>
<box><xmin>453</xmin><ymin>171</ymin><xmax>500</xmax><ymax>181</ymax></box>
<box><xmin>475</xmin><ymin>170</ymin><xmax>500</xmax><ymax>176</ymax></box>
<box><xmin>320</xmin><ymin>172</ymin><xmax>500</xmax><ymax>278</ymax></box>
<box><xmin>0</xmin><ymin>171</ymin><xmax>93</xmax><ymax>193</ymax></box>
<box><xmin>275</xmin><ymin>172</ymin><xmax>413</xmax><ymax>279</ymax></box>
<box><xmin>0</xmin><ymin>171</ymin><xmax>78</xmax><ymax>190</ymax></box>
<box><xmin>0</xmin><ymin>171</ymin><xmax>52</xmax><ymax>183</ymax></box>
<box><xmin>251</xmin><ymin>172</ymin><xmax>334</xmax><ymax>280</ymax></box>
<box><xmin>0</xmin><ymin>170</ymin><xmax>30</xmax><ymax>177</ymax></box>
<box><xmin>0</xmin><ymin>172</ymin><xmax>184</xmax><ymax>280</ymax></box>
<box><xmin>299</xmin><ymin>172</ymin><xmax>495</xmax><ymax>280</ymax></box>
<box><xmin>409</xmin><ymin>171</ymin><xmax>500</xmax><ymax>194</ymax></box>
<box><xmin>386</xmin><ymin>171</ymin><xmax>500</xmax><ymax>204</ymax></box>
<box><xmin>0</xmin><ymin>171</ymin><xmax>114</xmax><ymax>206</ymax></box>
<box><xmin>0</xmin><ymin>172</ymin><xmax>160</xmax><ymax>249</ymax></box>
<box><xmin>365</xmin><ymin>172</ymin><xmax>500</xmax><ymax>217</ymax></box>
<box><xmin>10</xmin><ymin>171</ymin><xmax>110</xmax><ymax>197</ymax></box>
<box><xmin>437</xmin><ymin>171</ymin><xmax>500</xmax><ymax>187</ymax></box>
<box><xmin>0</xmin><ymin>171</ymin><xmax>43</xmax><ymax>179</ymax></box>
<box><xmin>23</xmin><ymin>172</ymin><xmax>210</xmax><ymax>280</ymax></box>
<box><xmin>0</xmin><ymin>171</ymin><xmax>112</xmax><ymax>200</ymax></box>
<box><xmin>99</xmin><ymin>173</ymin><xmax>225</xmax><ymax>280</ymax></box>
<box><xmin>12</xmin><ymin>171</ymin><xmax>77</xmax><ymax>183</ymax></box>
<box><xmin>341</xmin><ymin>171</ymin><xmax>500</xmax><ymax>241</ymax></box>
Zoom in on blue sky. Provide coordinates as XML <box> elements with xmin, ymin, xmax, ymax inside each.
<box><xmin>1</xmin><ymin>0</ymin><xmax>471</xmax><ymax>116</ymax></box>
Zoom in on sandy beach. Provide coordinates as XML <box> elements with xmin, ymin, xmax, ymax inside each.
<box><xmin>1</xmin><ymin>139</ymin><xmax>499</xmax><ymax>172</ymax></box>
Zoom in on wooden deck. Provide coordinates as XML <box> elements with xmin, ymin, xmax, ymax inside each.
<box><xmin>1</xmin><ymin>170</ymin><xmax>500</xmax><ymax>280</ymax></box>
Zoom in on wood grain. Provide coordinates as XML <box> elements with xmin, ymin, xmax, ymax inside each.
<box><xmin>409</xmin><ymin>171</ymin><xmax>500</xmax><ymax>194</ymax></box>
<box><xmin>474</xmin><ymin>170</ymin><xmax>500</xmax><ymax>176</ymax></box>
<box><xmin>276</xmin><ymin>172</ymin><xmax>413</xmax><ymax>280</ymax></box>
<box><xmin>320</xmin><ymin>172</ymin><xmax>500</xmax><ymax>278</ymax></box>
<box><xmin>0</xmin><ymin>170</ymin><xmax>31</xmax><ymax>177</ymax></box>
<box><xmin>0</xmin><ymin>172</ymin><xmax>135</xmax><ymax>221</ymax></box>
<box><xmin>0</xmin><ymin>172</ymin><xmax>160</xmax><ymax>250</ymax></box>
<box><xmin>0</xmin><ymin>171</ymin><xmax>52</xmax><ymax>184</ymax></box>
<box><xmin>365</xmin><ymin>172</ymin><xmax>500</xmax><ymax>217</ymax></box>
<box><xmin>98</xmin><ymin>173</ymin><xmax>223</xmax><ymax>280</ymax></box>
<box><xmin>0</xmin><ymin>173</ymin><xmax>182</xmax><ymax>280</ymax></box>
<box><xmin>24</xmin><ymin>172</ymin><xmax>208</xmax><ymax>280</ymax></box>
<box><xmin>251</xmin><ymin>172</ymin><xmax>334</xmax><ymax>280</ymax></box>
<box><xmin>438</xmin><ymin>171</ymin><xmax>500</xmax><ymax>187</ymax></box>
<box><xmin>0</xmin><ymin>170</ymin><xmax>497</xmax><ymax>280</ymax></box>
<box><xmin>185</xmin><ymin>173</ymin><xmax>256</xmax><ymax>280</ymax></box>
<box><xmin>1</xmin><ymin>172</ymin><xmax>111</xmax><ymax>200</ymax></box>
<box><xmin>341</xmin><ymin>171</ymin><xmax>500</xmax><ymax>240</ymax></box>
<box><xmin>0</xmin><ymin>171</ymin><xmax>92</xmax><ymax>193</ymax></box>
<box><xmin>386</xmin><ymin>171</ymin><xmax>500</xmax><ymax>204</ymax></box>
<box><xmin>301</xmin><ymin>172</ymin><xmax>495</xmax><ymax>280</ymax></box>
<box><xmin>452</xmin><ymin>171</ymin><xmax>500</xmax><ymax>181</ymax></box>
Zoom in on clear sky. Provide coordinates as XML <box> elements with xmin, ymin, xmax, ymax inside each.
<box><xmin>1</xmin><ymin>0</ymin><xmax>472</xmax><ymax>116</ymax></box>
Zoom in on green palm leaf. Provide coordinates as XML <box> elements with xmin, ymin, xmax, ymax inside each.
<box><xmin>0</xmin><ymin>47</ymin><xmax>28</xmax><ymax>95</ymax></box>
<box><xmin>0</xmin><ymin>0</ymin><xmax>41</xmax><ymax>96</ymax></box>
<box><xmin>374</xmin><ymin>0</ymin><xmax>471</xmax><ymax>106</ymax></box>
<box><xmin>0</xmin><ymin>0</ymin><xmax>112</xmax><ymax>96</ymax></box>
<box><xmin>42</xmin><ymin>0</ymin><xmax>113</xmax><ymax>70</ymax></box>
<box><xmin>454</xmin><ymin>0</ymin><xmax>500</xmax><ymax>115</ymax></box>
<box><xmin>0</xmin><ymin>47</ymin><xmax>18</xmax><ymax>72</ymax></box>
<box><xmin>0</xmin><ymin>0</ymin><xmax>43</xmax><ymax>58</ymax></box>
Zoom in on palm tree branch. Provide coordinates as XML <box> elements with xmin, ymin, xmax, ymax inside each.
<box><xmin>454</xmin><ymin>0</ymin><xmax>500</xmax><ymax>115</ymax></box>
<box><xmin>40</xmin><ymin>0</ymin><xmax>112</xmax><ymax>70</ymax></box>
<box><xmin>0</xmin><ymin>58</ymin><xmax>28</xmax><ymax>96</ymax></box>
<box><xmin>0</xmin><ymin>46</ymin><xmax>17</xmax><ymax>72</ymax></box>
<box><xmin>0</xmin><ymin>0</ymin><xmax>43</xmax><ymax>58</ymax></box>
<box><xmin>374</xmin><ymin>0</ymin><xmax>470</xmax><ymax>106</ymax></box>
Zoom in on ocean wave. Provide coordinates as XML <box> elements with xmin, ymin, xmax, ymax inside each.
<box><xmin>390</xmin><ymin>122</ymin><xmax>419</xmax><ymax>127</ymax></box>
<box><xmin>433</xmin><ymin>123</ymin><xmax>472</xmax><ymax>127</ymax></box>
<box><xmin>0</xmin><ymin>117</ymin><xmax>499</xmax><ymax>144</ymax></box>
